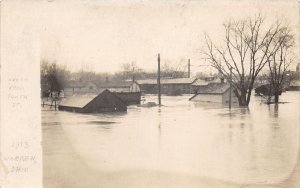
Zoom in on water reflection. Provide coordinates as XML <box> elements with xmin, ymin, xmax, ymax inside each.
<box><xmin>274</xmin><ymin>104</ymin><xmax>279</xmax><ymax>118</ymax></box>
<box><xmin>268</xmin><ymin>103</ymin><xmax>279</xmax><ymax>119</ymax></box>
<box><xmin>157</xmin><ymin>107</ymin><xmax>162</xmax><ymax>147</ymax></box>
<box><xmin>42</xmin><ymin>92</ymin><xmax>300</xmax><ymax>188</ymax></box>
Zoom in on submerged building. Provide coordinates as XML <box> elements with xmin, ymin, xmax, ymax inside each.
<box><xmin>98</xmin><ymin>81</ymin><xmax>140</xmax><ymax>93</ymax></box>
<box><xmin>98</xmin><ymin>81</ymin><xmax>141</xmax><ymax>105</ymax></box>
<box><xmin>58</xmin><ymin>89</ymin><xmax>127</xmax><ymax>113</ymax></box>
<box><xmin>63</xmin><ymin>80</ymin><xmax>141</xmax><ymax>105</ymax></box>
<box><xmin>189</xmin><ymin>83</ymin><xmax>238</xmax><ymax>105</ymax></box>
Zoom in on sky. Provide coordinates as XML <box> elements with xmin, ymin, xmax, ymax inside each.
<box><xmin>39</xmin><ymin>0</ymin><xmax>299</xmax><ymax>75</ymax></box>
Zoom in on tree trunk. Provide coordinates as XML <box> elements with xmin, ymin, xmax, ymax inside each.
<box><xmin>274</xmin><ymin>89</ymin><xmax>279</xmax><ymax>103</ymax></box>
<box><xmin>246</xmin><ymin>89</ymin><xmax>252</xmax><ymax>106</ymax></box>
<box><xmin>274</xmin><ymin>94</ymin><xmax>279</xmax><ymax>103</ymax></box>
<box><xmin>238</xmin><ymin>90</ymin><xmax>248</xmax><ymax>106</ymax></box>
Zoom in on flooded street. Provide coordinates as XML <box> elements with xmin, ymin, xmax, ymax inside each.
<box><xmin>42</xmin><ymin>91</ymin><xmax>300</xmax><ymax>188</ymax></box>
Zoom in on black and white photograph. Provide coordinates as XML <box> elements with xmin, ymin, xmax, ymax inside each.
<box><xmin>1</xmin><ymin>0</ymin><xmax>300</xmax><ymax>188</ymax></box>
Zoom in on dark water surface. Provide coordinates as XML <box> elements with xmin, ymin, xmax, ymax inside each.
<box><xmin>42</xmin><ymin>92</ymin><xmax>300</xmax><ymax>188</ymax></box>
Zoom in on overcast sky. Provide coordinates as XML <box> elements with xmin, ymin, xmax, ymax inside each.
<box><xmin>39</xmin><ymin>0</ymin><xmax>299</xmax><ymax>75</ymax></box>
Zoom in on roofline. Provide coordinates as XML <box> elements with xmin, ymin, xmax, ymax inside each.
<box><xmin>138</xmin><ymin>83</ymin><xmax>194</xmax><ymax>85</ymax></box>
<box><xmin>196</xmin><ymin>87</ymin><xmax>231</xmax><ymax>95</ymax></box>
<box><xmin>83</xmin><ymin>89</ymin><xmax>127</xmax><ymax>109</ymax></box>
<box><xmin>83</xmin><ymin>89</ymin><xmax>107</xmax><ymax>108</ymax></box>
<box><xmin>196</xmin><ymin>92</ymin><xmax>224</xmax><ymax>95</ymax></box>
<box><xmin>136</xmin><ymin>78</ymin><xmax>197</xmax><ymax>84</ymax></box>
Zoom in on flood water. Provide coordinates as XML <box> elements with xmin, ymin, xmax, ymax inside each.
<box><xmin>42</xmin><ymin>91</ymin><xmax>300</xmax><ymax>188</ymax></box>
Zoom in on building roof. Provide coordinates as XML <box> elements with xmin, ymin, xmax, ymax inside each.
<box><xmin>59</xmin><ymin>89</ymin><xmax>106</xmax><ymax>108</ymax></box>
<box><xmin>59</xmin><ymin>94</ymin><xmax>97</xmax><ymax>108</ymax></box>
<box><xmin>136</xmin><ymin>78</ymin><xmax>196</xmax><ymax>85</ymax></box>
<box><xmin>197</xmin><ymin>83</ymin><xmax>230</xmax><ymax>94</ymax></box>
<box><xmin>106</xmin><ymin>88</ymin><xmax>130</xmax><ymax>92</ymax></box>
<box><xmin>191</xmin><ymin>79</ymin><xmax>208</xmax><ymax>86</ymax></box>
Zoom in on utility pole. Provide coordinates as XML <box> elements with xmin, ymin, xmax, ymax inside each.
<box><xmin>229</xmin><ymin>67</ymin><xmax>232</xmax><ymax>110</ymax></box>
<box><xmin>188</xmin><ymin>59</ymin><xmax>190</xmax><ymax>78</ymax></box>
<box><xmin>158</xmin><ymin>53</ymin><xmax>161</xmax><ymax>106</ymax></box>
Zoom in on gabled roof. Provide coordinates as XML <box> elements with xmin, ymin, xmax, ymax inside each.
<box><xmin>59</xmin><ymin>89</ymin><xmax>106</xmax><ymax>108</ymax></box>
<box><xmin>197</xmin><ymin>83</ymin><xmax>230</xmax><ymax>94</ymax></box>
<box><xmin>59</xmin><ymin>94</ymin><xmax>97</xmax><ymax>108</ymax></box>
<box><xmin>136</xmin><ymin>78</ymin><xmax>196</xmax><ymax>85</ymax></box>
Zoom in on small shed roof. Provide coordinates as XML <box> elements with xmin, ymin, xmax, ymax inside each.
<box><xmin>197</xmin><ymin>83</ymin><xmax>230</xmax><ymax>94</ymax></box>
<box><xmin>137</xmin><ymin>78</ymin><xmax>196</xmax><ymax>85</ymax></box>
<box><xmin>59</xmin><ymin>94</ymin><xmax>97</xmax><ymax>108</ymax></box>
<box><xmin>59</xmin><ymin>89</ymin><xmax>106</xmax><ymax>108</ymax></box>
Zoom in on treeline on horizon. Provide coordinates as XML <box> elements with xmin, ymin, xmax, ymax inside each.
<box><xmin>40</xmin><ymin>59</ymin><xmax>211</xmax><ymax>93</ymax></box>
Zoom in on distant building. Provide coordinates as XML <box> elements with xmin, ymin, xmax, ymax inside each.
<box><xmin>189</xmin><ymin>83</ymin><xmax>239</xmax><ymax>105</ymax></box>
<box><xmin>98</xmin><ymin>81</ymin><xmax>141</xmax><ymax>105</ymax></box>
<box><xmin>98</xmin><ymin>81</ymin><xmax>140</xmax><ymax>93</ymax></box>
<box><xmin>64</xmin><ymin>81</ymin><xmax>98</xmax><ymax>96</ymax></box>
<box><xmin>59</xmin><ymin>89</ymin><xmax>127</xmax><ymax>113</ymax></box>
<box><xmin>114</xmin><ymin>92</ymin><xmax>141</xmax><ymax>105</ymax></box>
<box><xmin>288</xmin><ymin>80</ymin><xmax>300</xmax><ymax>91</ymax></box>
<box><xmin>191</xmin><ymin>79</ymin><xmax>208</xmax><ymax>93</ymax></box>
<box><xmin>136</xmin><ymin>78</ymin><xmax>198</xmax><ymax>95</ymax></box>
<box><xmin>203</xmin><ymin>76</ymin><xmax>216</xmax><ymax>82</ymax></box>
<box><xmin>255</xmin><ymin>84</ymin><xmax>283</xmax><ymax>96</ymax></box>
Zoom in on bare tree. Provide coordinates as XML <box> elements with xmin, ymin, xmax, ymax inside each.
<box><xmin>121</xmin><ymin>61</ymin><xmax>143</xmax><ymax>81</ymax></box>
<box><xmin>266</xmin><ymin>25</ymin><xmax>295</xmax><ymax>103</ymax></box>
<box><xmin>40</xmin><ymin>60</ymin><xmax>70</xmax><ymax>97</ymax></box>
<box><xmin>202</xmin><ymin>14</ymin><xmax>288</xmax><ymax>106</ymax></box>
<box><xmin>161</xmin><ymin>60</ymin><xmax>186</xmax><ymax>78</ymax></box>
